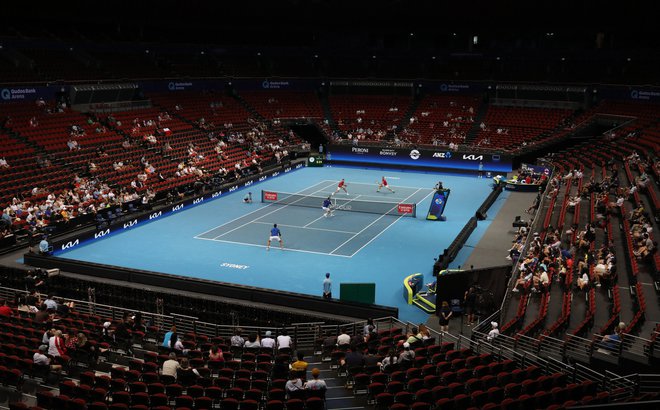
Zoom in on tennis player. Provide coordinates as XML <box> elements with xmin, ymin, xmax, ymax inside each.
<box><xmin>333</xmin><ymin>178</ymin><xmax>348</xmax><ymax>195</ymax></box>
<box><xmin>322</xmin><ymin>196</ymin><xmax>334</xmax><ymax>217</ymax></box>
<box><xmin>266</xmin><ymin>223</ymin><xmax>283</xmax><ymax>251</ymax></box>
<box><xmin>377</xmin><ymin>176</ymin><xmax>395</xmax><ymax>193</ymax></box>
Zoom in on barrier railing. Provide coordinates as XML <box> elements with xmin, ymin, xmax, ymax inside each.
<box><xmin>637</xmin><ymin>373</ymin><xmax>660</xmax><ymax>395</ymax></box>
<box><xmin>564</xmin><ymin>334</ymin><xmax>594</xmax><ymax>364</ymax></box>
<box><xmin>606</xmin><ymin>371</ymin><xmax>639</xmax><ymax>400</ymax></box>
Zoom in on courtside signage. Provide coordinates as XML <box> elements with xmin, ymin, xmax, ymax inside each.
<box><xmin>397</xmin><ymin>204</ymin><xmax>415</xmax><ymax>214</ymax></box>
<box><xmin>264</xmin><ymin>191</ymin><xmax>278</xmax><ymax>201</ymax></box>
<box><xmin>328</xmin><ymin>144</ymin><xmax>512</xmax><ymax>172</ymax></box>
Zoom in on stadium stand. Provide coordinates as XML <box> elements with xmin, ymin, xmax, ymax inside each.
<box><xmin>1</xmin><ymin>6</ymin><xmax>659</xmax><ymax>409</ymax></box>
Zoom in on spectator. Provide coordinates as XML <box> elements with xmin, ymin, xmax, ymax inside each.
<box><xmin>363</xmin><ymin>318</ymin><xmax>375</xmax><ymax>336</ymax></box>
<box><xmin>244</xmin><ymin>333</ymin><xmax>261</xmax><ymax>349</ymax></box>
<box><xmin>101</xmin><ymin>321</ymin><xmax>113</xmax><ymax>343</ymax></box>
<box><xmin>41</xmin><ymin>328</ymin><xmax>55</xmax><ymax>346</ymax></box>
<box><xmin>539</xmin><ymin>269</ymin><xmax>550</xmax><ymax>291</ymax></box>
<box><xmin>65</xmin><ymin>332</ymin><xmax>79</xmax><ymax>351</ymax></box>
<box><xmin>177</xmin><ymin>358</ymin><xmax>199</xmax><ymax>386</ymax></box>
<box><xmin>341</xmin><ymin>344</ymin><xmax>365</xmax><ymax>369</ymax></box>
<box><xmin>261</xmin><ymin>330</ymin><xmax>276</xmax><ymax>349</ymax></box>
<box><xmin>48</xmin><ymin>330</ymin><xmax>67</xmax><ymax>357</ymax></box>
<box><xmin>304</xmin><ymin>368</ymin><xmax>327</xmax><ymax>392</ymax></box>
<box><xmin>599</xmin><ymin>326</ymin><xmax>623</xmax><ymax>353</ymax></box>
<box><xmin>291</xmin><ymin>352</ymin><xmax>309</xmax><ymax>378</ymax></box>
<box><xmin>43</xmin><ymin>294</ymin><xmax>58</xmax><ymax>311</ymax></box>
<box><xmin>75</xmin><ymin>332</ymin><xmax>96</xmax><ymax>364</ymax></box>
<box><xmin>577</xmin><ymin>269</ymin><xmax>590</xmax><ymax>291</ymax></box>
<box><xmin>162</xmin><ymin>325</ymin><xmax>176</xmax><ymax>349</ymax></box>
<box><xmin>113</xmin><ymin>317</ymin><xmax>133</xmax><ymax>354</ymax></box>
<box><xmin>208</xmin><ymin>345</ymin><xmax>224</xmax><ymax>361</ymax></box>
<box><xmin>172</xmin><ymin>335</ymin><xmax>189</xmax><ymax>355</ymax></box>
<box><xmin>34</xmin><ymin>304</ymin><xmax>51</xmax><ymax>325</ymax></box>
<box><xmin>285</xmin><ymin>372</ymin><xmax>304</xmax><ymax>399</ymax></box>
<box><xmin>512</xmin><ymin>270</ymin><xmax>533</xmax><ymax>293</ymax></box>
<box><xmin>276</xmin><ymin>329</ymin><xmax>293</xmax><ymax>351</ymax></box>
<box><xmin>162</xmin><ymin>352</ymin><xmax>180</xmax><ymax>379</ymax></box>
<box><xmin>33</xmin><ymin>344</ymin><xmax>62</xmax><ymax>374</ymax></box>
<box><xmin>405</xmin><ymin>326</ymin><xmax>423</xmax><ymax>346</ymax></box>
<box><xmin>398</xmin><ymin>342</ymin><xmax>415</xmax><ymax>368</ymax></box>
<box><xmin>231</xmin><ymin>328</ymin><xmax>245</xmax><ymax>348</ymax></box>
<box><xmin>486</xmin><ymin>322</ymin><xmax>500</xmax><ymax>342</ymax></box>
<box><xmin>336</xmin><ymin>328</ymin><xmax>351</xmax><ymax>347</ymax></box>
<box><xmin>380</xmin><ymin>348</ymin><xmax>399</xmax><ymax>372</ymax></box>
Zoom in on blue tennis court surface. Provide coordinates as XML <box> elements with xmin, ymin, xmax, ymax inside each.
<box><xmin>55</xmin><ymin>165</ymin><xmax>502</xmax><ymax>323</ymax></box>
<box><xmin>194</xmin><ymin>181</ymin><xmax>433</xmax><ymax>257</ymax></box>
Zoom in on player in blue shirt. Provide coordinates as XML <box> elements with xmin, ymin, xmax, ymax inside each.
<box><xmin>322</xmin><ymin>196</ymin><xmax>334</xmax><ymax>217</ymax></box>
<box><xmin>267</xmin><ymin>223</ymin><xmax>283</xmax><ymax>251</ymax></box>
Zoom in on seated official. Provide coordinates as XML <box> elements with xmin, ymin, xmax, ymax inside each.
<box><xmin>39</xmin><ymin>236</ymin><xmax>51</xmax><ymax>255</ymax></box>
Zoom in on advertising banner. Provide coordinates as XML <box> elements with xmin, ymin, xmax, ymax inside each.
<box><xmin>231</xmin><ymin>79</ymin><xmax>319</xmax><ymax>91</ymax></box>
<box><xmin>327</xmin><ymin>144</ymin><xmax>512</xmax><ymax>173</ymax></box>
<box><xmin>0</xmin><ymin>85</ymin><xmax>60</xmax><ymax>102</ymax></box>
<box><xmin>426</xmin><ymin>189</ymin><xmax>451</xmax><ymax>220</ymax></box>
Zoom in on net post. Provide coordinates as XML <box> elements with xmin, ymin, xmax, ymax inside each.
<box><xmin>260</xmin><ymin>190</ymin><xmax>265</xmax><ymax>203</ymax></box>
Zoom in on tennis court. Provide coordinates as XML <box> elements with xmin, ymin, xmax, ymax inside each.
<box><xmin>53</xmin><ymin>165</ymin><xmax>503</xmax><ymax>323</ymax></box>
<box><xmin>195</xmin><ymin>181</ymin><xmax>433</xmax><ymax>257</ymax></box>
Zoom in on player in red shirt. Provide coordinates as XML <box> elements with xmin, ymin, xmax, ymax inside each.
<box><xmin>377</xmin><ymin>176</ymin><xmax>395</xmax><ymax>193</ymax></box>
<box><xmin>333</xmin><ymin>178</ymin><xmax>348</xmax><ymax>195</ymax></box>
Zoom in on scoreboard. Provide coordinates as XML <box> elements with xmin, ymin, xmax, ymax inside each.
<box><xmin>307</xmin><ymin>155</ymin><xmax>324</xmax><ymax>167</ymax></box>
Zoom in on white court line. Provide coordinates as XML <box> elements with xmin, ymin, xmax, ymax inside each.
<box><xmin>253</xmin><ymin>221</ymin><xmax>358</xmax><ymax>235</ymax></box>
<box><xmin>329</xmin><ymin>188</ymin><xmax>423</xmax><ymax>255</ymax></box>
<box><xmin>194</xmin><ymin>236</ymin><xmax>352</xmax><ymax>258</ymax></box>
<box><xmin>210</xmin><ymin>181</ymin><xmax>339</xmax><ymax>240</ymax></box>
<box><xmin>349</xmin><ymin>188</ymin><xmax>436</xmax><ymax>257</ymax></box>
<box><xmin>303</xmin><ymin>194</ymin><xmax>363</xmax><ymax>227</ymax></box>
<box><xmin>342</xmin><ymin>181</ymin><xmax>434</xmax><ymax>190</ymax></box>
<box><xmin>194</xmin><ymin>180</ymin><xmax>335</xmax><ymax>239</ymax></box>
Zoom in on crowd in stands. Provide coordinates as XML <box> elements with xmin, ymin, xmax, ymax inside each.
<box><xmin>0</xmin><ymin>93</ymin><xmax>302</xmax><ymax>247</ymax></box>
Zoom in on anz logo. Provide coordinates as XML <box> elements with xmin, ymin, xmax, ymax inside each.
<box><xmin>61</xmin><ymin>239</ymin><xmax>80</xmax><ymax>250</ymax></box>
<box><xmin>212</xmin><ymin>191</ymin><xmax>222</xmax><ymax>198</ymax></box>
<box><xmin>229</xmin><ymin>185</ymin><xmax>238</xmax><ymax>192</ymax></box>
<box><xmin>463</xmin><ymin>154</ymin><xmax>484</xmax><ymax>161</ymax></box>
<box><xmin>271</xmin><ymin>171</ymin><xmax>280</xmax><ymax>177</ymax></box>
<box><xmin>123</xmin><ymin>219</ymin><xmax>138</xmax><ymax>229</ymax></box>
<box><xmin>149</xmin><ymin>211</ymin><xmax>162</xmax><ymax>220</ymax></box>
<box><xmin>284</xmin><ymin>167</ymin><xmax>292</xmax><ymax>173</ymax></box>
<box><xmin>258</xmin><ymin>175</ymin><xmax>267</xmax><ymax>182</ymax></box>
<box><xmin>193</xmin><ymin>197</ymin><xmax>204</xmax><ymax>204</ymax></box>
<box><xmin>295</xmin><ymin>164</ymin><xmax>303</xmax><ymax>169</ymax></box>
<box><xmin>94</xmin><ymin>229</ymin><xmax>110</xmax><ymax>239</ymax></box>
<box><xmin>244</xmin><ymin>180</ymin><xmax>254</xmax><ymax>187</ymax></box>
<box><xmin>171</xmin><ymin>204</ymin><xmax>184</xmax><ymax>212</ymax></box>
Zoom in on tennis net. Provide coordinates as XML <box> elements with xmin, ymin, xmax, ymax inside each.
<box><xmin>261</xmin><ymin>190</ymin><xmax>416</xmax><ymax>217</ymax></box>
